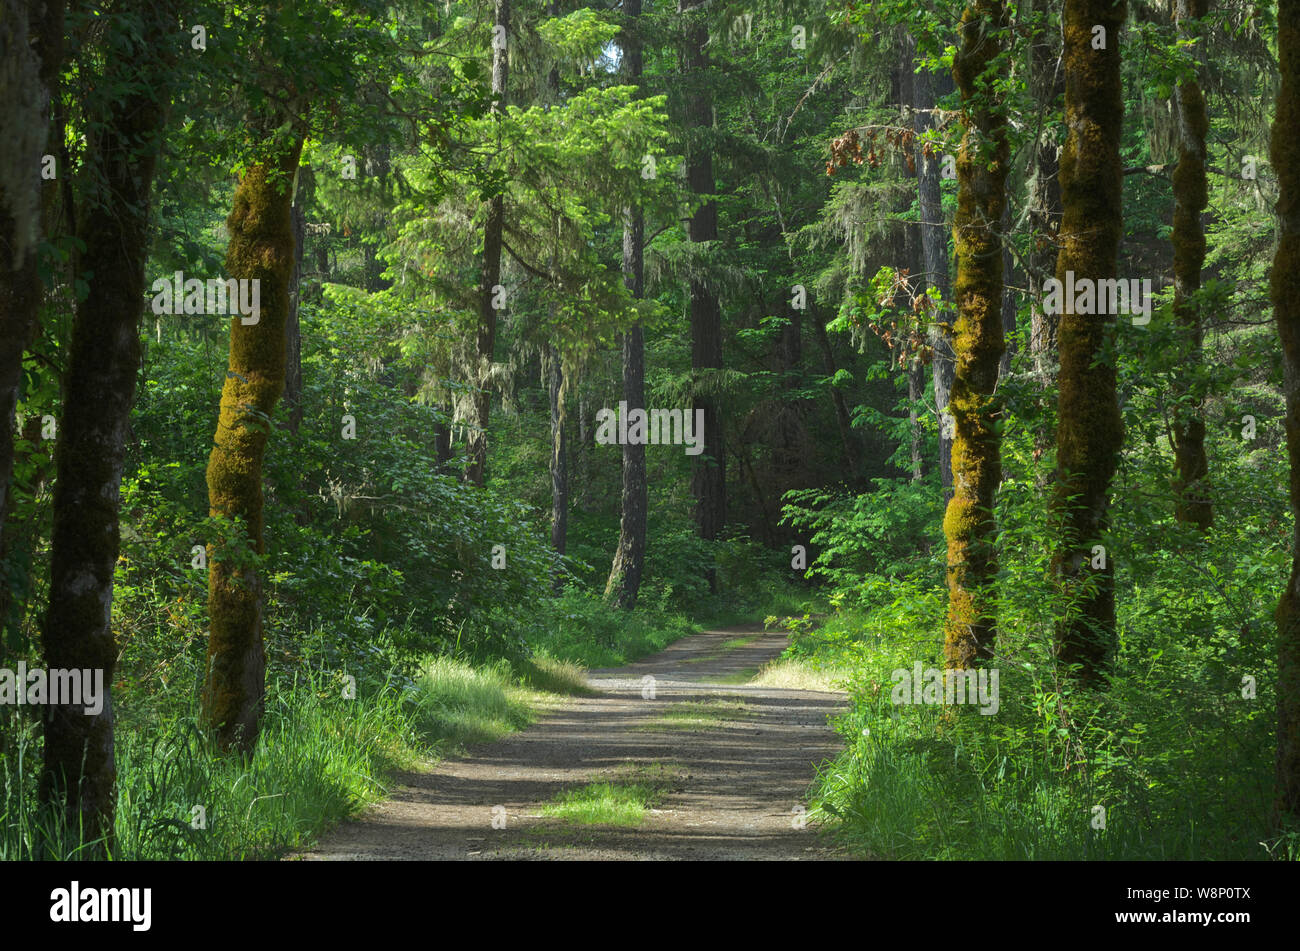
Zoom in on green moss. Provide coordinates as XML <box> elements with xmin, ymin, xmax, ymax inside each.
<box><xmin>1050</xmin><ymin>0</ymin><xmax>1128</xmax><ymax>681</ymax></box>
<box><xmin>202</xmin><ymin>138</ymin><xmax>305</xmax><ymax>754</ymax></box>
<box><xmin>944</xmin><ymin>0</ymin><xmax>1010</xmax><ymax>671</ymax></box>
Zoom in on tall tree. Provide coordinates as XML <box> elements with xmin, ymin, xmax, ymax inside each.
<box><xmin>40</xmin><ymin>0</ymin><xmax>173</xmax><ymax>841</ymax></box>
<box><xmin>680</xmin><ymin>0</ymin><xmax>725</xmax><ymax>583</ymax></box>
<box><xmin>1271</xmin><ymin>0</ymin><xmax>1300</xmax><ymax>831</ymax></box>
<box><xmin>466</xmin><ymin>0</ymin><xmax>511</xmax><ymax>487</ymax></box>
<box><xmin>283</xmin><ymin>165</ymin><xmax>311</xmax><ymax>437</ymax></box>
<box><xmin>907</xmin><ymin>33</ymin><xmax>956</xmax><ymax>498</ymax></box>
<box><xmin>1026</xmin><ymin>0</ymin><xmax>1063</xmax><ymax>468</ymax></box>
<box><xmin>944</xmin><ymin>0</ymin><xmax>1010</xmax><ymax>670</ymax></box>
<box><xmin>1027</xmin><ymin>0</ymin><xmax>1063</xmax><ymax>380</ymax></box>
<box><xmin>606</xmin><ymin>0</ymin><xmax>648</xmax><ymax>609</ymax></box>
<box><xmin>1050</xmin><ymin>0</ymin><xmax>1126</xmax><ymax>682</ymax></box>
<box><xmin>202</xmin><ymin>131</ymin><xmax>305</xmax><ymax>753</ymax></box>
<box><xmin>544</xmin><ymin>0</ymin><xmax>567</xmax><ymax>570</ymax></box>
<box><xmin>0</xmin><ymin>0</ymin><xmax>61</xmax><ymax>591</ymax></box>
<box><xmin>1170</xmin><ymin>0</ymin><xmax>1212</xmax><ymax>530</ymax></box>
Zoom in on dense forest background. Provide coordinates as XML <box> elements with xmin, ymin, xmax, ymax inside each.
<box><xmin>1</xmin><ymin>0</ymin><xmax>1298</xmax><ymax>861</ymax></box>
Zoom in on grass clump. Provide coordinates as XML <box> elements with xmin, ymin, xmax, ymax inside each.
<box><xmin>642</xmin><ymin>697</ymin><xmax>753</xmax><ymax>732</ymax></box>
<box><xmin>540</xmin><ymin>762</ymin><xmax>685</xmax><ymax>827</ymax></box>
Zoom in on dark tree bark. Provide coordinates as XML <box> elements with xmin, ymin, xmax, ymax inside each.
<box><xmin>1170</xmin><ymin>0</ymin><xmax>1212</xmax><ymax>531</ymax></box>
<box><xmin>466</xmin><ymin>0</ymin><xmax>510</xmax><ymax>487</ymax></box>
<box><xmin>606</xmin><ymin>0</ymin><xmax>648</xmax><ymax>610</ymax></box>
<box><xmin>809</xmin><ymin>306</ymin><xmax>862</xmax><ymax>483</ymax></box>
<box><xmin>0</xmin><ymin>413</ymin><xmax>49</xmax><ymax>657</ymax></box>
<box><xmin>1051</xmin><ymin>0</ymin><xmax>1127</xmax><ymax>683</ymax></box>
<box><xmin>433</xmin><ymin>405</ymin><xmax>453</xmax><ymax>469</ymax></box>
<box><xmin>202</xmin><ymin>134</ymin><xmax>305</xmax><ymax>754</ymax></box>
<box><xmin>0</xmin><ymin>0</ymin><xmax>61</xmax><ymax>578</ymax></box>
<box><xmin>945</xmin><ymin>0</ymin><xmax>1010</xmax><ymax>671</ymax></box>
<box><xmin>680</xmin><ymin>0</ymin><xmax>725</xmax><ymax>583</ymax></box>
<box><xmin>1271</xmin><ymin>0</ymin><xmax>1300</xmax><ymax>829</ymax></box>
<box><xmin>40</xmin><ymin>0</ymin><xmax>172</xmax><ymax>844</ymax></box>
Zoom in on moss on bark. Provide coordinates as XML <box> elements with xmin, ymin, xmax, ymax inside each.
<box><xmin>944</xmin><ymin>0</ymin><xmax>1010</xmax><ymax>671</ymax></box>
<box><xmin>1050</xmin><ymin>0</ymin><xmax>1127</xmax><ymax>684</ymax></box>
<box><xmin>1171</xmin><ymin>0</ymin><xmax>1212</xmax><ymax>531</ymax></box>
<box><xmin>201</xmin><ymin>136</ymin><xmax>304</xmax><ymax>754</ymax></box>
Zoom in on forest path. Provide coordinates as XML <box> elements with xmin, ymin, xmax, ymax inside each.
<box><xmin>297</xmin><ymin>624</ymin><xmax>849</xmax><ymax>860</ymax></box>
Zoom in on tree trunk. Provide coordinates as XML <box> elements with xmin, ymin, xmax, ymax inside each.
<box><xmin>1028</xmin><ymin>0</ymin><xmax>1064</xmax><ymax>473</ymax></box>
<box><xmin>907</xmin><ymin>359</ymin><xmax>924</xmax><ymax>481</ymax></box>
<box><xmin>202</xmin><ymin>135</ymin><xmax>305</xmax><ymax>754</ymax></box>
<box><xmin>1271</xmin><ymin>0</ymin><xmax>1300</xmax><ymax>829</ymax></box>
<box><xmin>0</xmin><ymin>0</ymin><xmax>60</xmax><ymax>576</ymax></box>
<box><xmin>606</xmin><ymin>0</ymin><xmax>648</xmax><ymax>610</ymax></box>
<box><xmin>908</xmin><ymin>34</ymin><xmax>956</xmax><ymax>499</ymax></box>
<box><xmin>1028</xmin><ymin>0</ymin><xmax>1064</xmax><ymax>382</ymax></box>
<box><xmin>945</xmin><ymin>0</ymin><xmax>1010</xmax><ymax>671</ymax></box>
<box><xmin>40</xmin><ymin>0</ymin><xmax>171</xmax><ymax>844</ymax></box>
<box><xmin>466</xmin><ymin>0</ymin><xmax>510</xmax><ymax>487</ymax></box>
<box><xmin>434</xmin><ymin>405</ymin><xmax>453</xmax><ymax>470</ymax></box>
<box><xmin>1051</xmin><ymin>0</ymin><xmax>1127</xmax><ymax>683</ymax></box>
<box><xmin>999</xmin><ymin>203</ymin><xmax>1017</xmax><ymax>381</ymax></box>
<box><xmin>544</xmin><ymin>344</ymin><xmax>567</xmax><ymax>565</ymax></box>
<box><xmin>1170</xmin><ymin>0</ymin><xmax>1212</xmax><ymax>531</ymax></box>
<box><xmin>681</xmin><ymin>1</ymin><xmax>725</xmax><ymax>584</ymax></box>
<box><xmin>283</xmin><ymin>168</ymin><xmax>306</xmax><ymax>436</ymax></box>
<box><xmin>810</xmin><ymin>307</ymin><xmax>861</xmax><ymax>483</ymax></box>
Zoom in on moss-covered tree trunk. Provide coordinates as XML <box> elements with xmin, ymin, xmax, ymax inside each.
<box><xmin>466</xmin><ymin>0</ymin><xmax>510</xmax><ymax>487</ymax></box>
<box><xmin>201</xmin><ymin>136</ymin><xmax>304</xmax><ymax>754</ymax></box>
<box><xmin>1271</xmin><ymin>0</ymin><xmax>1300</xmax><ymax>829</ymax></box>
<box><xmin>1171</xmin><ymin>0</ymin><xmax>1212</xmax><ymax>531</ymax></box>
<box><xmin>40</xmin><ymin>0</ymin><xmax>171</xmax><ymax>842</ymax></box>
<box><xmin>1051</xmin><ymin>0</ymin><xmax>1127</xmax><ymax>683</ymax></box>
<box><xmin>944</xmin><ymin>0</ymin><xmax>1010</xmax><ymax>670</ymax></box>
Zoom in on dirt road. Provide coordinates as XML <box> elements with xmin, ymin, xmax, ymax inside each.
<box><xmin>298</xmin><ymin>625</ymin><xmax>848</xmax><ymax>860</ymax></box>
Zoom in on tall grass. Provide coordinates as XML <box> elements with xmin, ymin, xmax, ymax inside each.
<box><xmin>0</xmin><ymin>654</ymin><xmax>583</xmax><ymax>860</ymax></box>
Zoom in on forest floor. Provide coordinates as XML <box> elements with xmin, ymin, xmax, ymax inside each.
<box><xmin>295</xmin><ymin>625</ymin><xmax>850</xmax><ymax>860</ymax></box>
